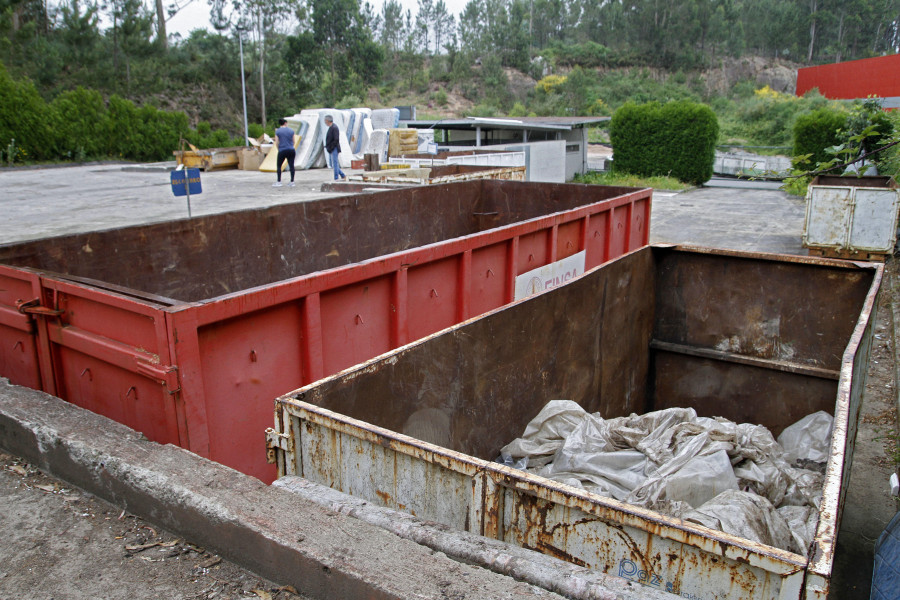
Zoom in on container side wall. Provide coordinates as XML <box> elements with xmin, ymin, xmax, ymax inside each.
<box><xmin>0</xmin><ymin>182</ymin><xmax>647</xmax><ymax>303</ymax></box>
<box><xmin>299</xmin><ymin>248</ymin><xmax>656</xmax><ymax>462</ymax></box>
<box><xmin>502</xmin><ymin>488</ymin><xmax>785</xmax><ymax>599</ymax></box>
<box><xmin>806</xmin><ymin>265</ymin><xmax>881</xmax><ymax>598</ymax></box>
<box><xmin>279</xmin><ymin>398</ymin><xmax>808</xmax><ymax>600</ymax></box>
<box><xmin>320</xmin><ymin>275</ymin><xmax>394</xmax><ymax>375</ymax></box>
<box><xmin>406</xmin><ymin>257</ymin><xmax>462</xmax><ymax>342</ymax></box>
<box><xmin>652</xmin><ymin>252</ymin><xmax>871</xmax><ymax>372</ymax></box>
<box><xmin>651</xmin><ymin>353</ymin><xmax>839</xmax><ymax>436</ymax></box>
<box><xmin>0</xmin><ymin>183</ymin><xmax>486</xmax><ymax>302</ymax></box>
<box><xmin>299</xmin><ymin>418</ymin><xmax>473</xmax><ymax>529</ymax></box>
<box><xmin>36</xmin><ymin>277</ymin><xmax>179</xmax><ymax>446</ymax></box>
<box><xmin>469</xmin><ymin>243</ymin><xmax>510</xmax><ymax>317</ymax></box>
<box><xmin>196</xmin><ymin>301</ymin><xmax>306</xmax><ymax>481</ymax></box>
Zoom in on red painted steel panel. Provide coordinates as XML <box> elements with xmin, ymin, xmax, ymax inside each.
<box><xmin>197</xmin><ymin>303</ymin><xmax>303</xmax><ymax>481</ymax></box>
<box><xmin>796</xmin><ymin>55</ymin><xmax>900</xmax><ymax>100</ymax></box>
<box><xmin>470</xmin><ymin>243</ymin><xmax>509</xmax><ymax>318</ymax></box>
<box><xmin>586</xmin><ymin>212</ymin><xmax>610</xmax><ymax>266</ymax></box>
<box><xmin>56</xmin><ymin>347</ymin><xmax>174</xmax><ymax>441</ymax></box>
<box><xmin>38</xmin><ymin>277</ymin><xmax>180</xmax><ymax>446</ymax></box>
<box><xmin>516</xmin><ymin>230</ymin><xmax>550</xmax><ymax>275</ymax></box>
<box><xmin>609</xmin><ymin>205</ymin><xmax>629</xmax><ymax>258</ymax></box>
<box><xmin>556</xmin><ymin>220</ymin><xmax>583</xmax><ymax>261</ymax></box>
<box><xmin>628</xmin><ymin>199</ymin><xmax>648</xmax><ymax>252</ymax></box>
<box><xmin>167</xmin><ymin>310</ymin><xmax>211</xmax><ymax>456</ymax></box>
<box><xmin>320</xmin><ymin>275</ymin><xmax>393</xmax><ymax>376</ymax></box>
<box><xmin>407</xmin><ymin>257</ymin><xmax>461</xmax><ymax>342</ymax></box>
<box><xmin>0</xmin><ymin>266</ymin><xmax>42</xmax><ymax>389</ymax></box>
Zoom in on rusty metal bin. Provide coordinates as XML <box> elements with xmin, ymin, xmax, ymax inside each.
<box><xmin>0</xmin><ymin>180</ymin><xmax>651</xmax><ymax>482</ymax></box>
<box><xmin>270</xmin><ymin>246</ymin><xmax>882</xmax><ymax>600</ymax></box>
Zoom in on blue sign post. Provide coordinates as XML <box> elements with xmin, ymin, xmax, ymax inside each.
<box><xmin>171</xmin><ymin>167</ymin><xmax>202</xmax><ymax>217</ymax></box>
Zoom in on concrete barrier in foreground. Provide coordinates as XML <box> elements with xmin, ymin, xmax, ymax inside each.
<box><xmin>0</xmin><ymin>378</ymin><xmax>669</xmax><ymax>600</ymax></box>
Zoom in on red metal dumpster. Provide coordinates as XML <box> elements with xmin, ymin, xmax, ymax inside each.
<box><xmin>0</xmin><ymin>180</ymin><xmax>651</xmax><ymax>481</ymax></box>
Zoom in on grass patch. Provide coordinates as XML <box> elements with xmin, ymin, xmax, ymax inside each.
<box><xmin>574</xmin><ymin>170</ymin><xmax>692</xmax><ymax>191</ymax></box>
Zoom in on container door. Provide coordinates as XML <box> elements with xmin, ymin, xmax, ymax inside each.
<box><xmin>0</xmin><ymin>265</ymin><xmax>45</xmax><ymax>390</ymax></box>
<box><xmin>848</xmin><ymin>188</ymin><xmax>900</xmax><ymax>252</ymax></box>
<box><xmin>805</xmin><ymin>186</ymin><xmax>852</xmax><ymax>247</ymax></box>
<box><xmin>23</xmin><ymin>275</ymin><xmax>181</xmax><ymax>446</ymax></box>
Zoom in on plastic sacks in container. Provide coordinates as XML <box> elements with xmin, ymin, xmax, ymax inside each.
<box><xmin>500</xmin><ymin>400</ymin><xmax>588</xmax><ymax>468</ymax></box>
<box><xmin>684</xmin><ymin>490</ymin><xmax>796</xmax><ymax>553</ymax></box>
<box><xmin>498</xmin><ymin>401</ymin><xmax>832</xmax><ymax>556</ymax></box>
<box><xmin>777</xmin><ymin>410</ymin><xmax>834</xmax><ymax>465</ymax></box>
<box><xmin>664</xmin><ymin>450</ymin><xmax>739</xmax><ymax>510</ymax></box>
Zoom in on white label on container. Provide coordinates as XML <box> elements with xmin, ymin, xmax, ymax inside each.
<box><xmin>514</xmin><ymin>251</ymin><xmax>586</xmax><ymax>301</ymax></box>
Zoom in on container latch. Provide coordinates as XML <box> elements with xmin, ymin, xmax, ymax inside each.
<box><xmin>265</xmin><ymin>428</ymin><xmax>291</xmax><ymax>464</ymax></box>
<box><xmin>16</xmin><ymin>298</ymin><xmax>64</xmax><ymax>317</ymax></box>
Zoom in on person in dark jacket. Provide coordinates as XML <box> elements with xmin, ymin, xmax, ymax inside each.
<box><xmin>324</xmin><ymin>115</ymin><xmax>346</xmax><ymax>180</ymax></box>
<box><xmin>273</xmin><ymin>117</ymin><xmax>296</xmax><ymax>187</ymax></box>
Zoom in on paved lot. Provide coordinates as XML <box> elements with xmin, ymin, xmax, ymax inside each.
<box><xmin>0</xmin><ymin>163</ymin><xmax>346</xmax><ymax>244</ymax></box>
<box><xmin>650</xmin><ymin>184</ymin><xmax>807</xmax><ymax>254</ymax></box>
<box><xmin>0</xmin><ymin>163</ymin><xmax>897</xmax><ymax>598</ymax></box>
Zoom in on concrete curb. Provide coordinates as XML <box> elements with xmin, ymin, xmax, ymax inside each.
<box><xmin>0</xmin><ymin>379</ymin><xmax>567</xmax><ymax>600</ymax></box>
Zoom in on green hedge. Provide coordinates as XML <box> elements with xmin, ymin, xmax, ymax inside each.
<box><xmin>0</xmin><ymin>64</ymin><xmax>54</xmax><ymax>162</ymax></box>
<box><xmin>609</xmin><ymin>100</ymin><xmax>718</xmax><ymax>185</ymax></box>
<box><xmin>792</xmin><ymin>108</ymin><xmax>846</xmax><ymax>169</ymax></box>
<box><xmin>0</xmin><ymin>64</ymin><xmax>200</xmax><ymax>164</ymax></box>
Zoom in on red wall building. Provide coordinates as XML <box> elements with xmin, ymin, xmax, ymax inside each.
<box><xmin>796</xmin><ymin>54</ymin><xmax>900</xmax><ymax>109</ymax></box>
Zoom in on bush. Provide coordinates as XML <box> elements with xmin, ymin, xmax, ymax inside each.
<box><xmin>881</xmin><ymin>111</ymin><xmax>900</xmax><ymax>179</ymax></box>
<box><xmin>842</xmin><ymin>98</ymin><xmax>895</xmax><ymax>170</ymax></box>
<box><xmin>49</xmin><ymin>87</ymin><xmax>109</xmax><ymax>160</ymax></box>
<box><xmin>0</xmin><ymin>64</ymin><xmax>54</xmax><ymax>162</ymax></box>
<box><xmin>792</xmin><ymin>108</ymin><xmax>846</xmax><ymax>169</ymax></box>
<box><xmin>726</xmin><ymin>87</ymin><xmax>827</xmax><ymax>147</ymax></box>
<box><xmin>610</xmin><ymin>100</ymin><xmax>719</xmax><ymax>185</ymax></box>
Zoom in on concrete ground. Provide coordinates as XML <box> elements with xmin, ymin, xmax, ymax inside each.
<box><xmin>0</xmin><ymin>162</ymin><xmax>898</xmax><ymax>598</ymax></box>
<box><xmin>650</xmin><ymin>184</ymin><xmax>807</xmax><ymax>254</ymax></box>
<box><xmin>0</xmin><ymin>162</ymin><xmax>349</xmax><ymax>244</ymax></box>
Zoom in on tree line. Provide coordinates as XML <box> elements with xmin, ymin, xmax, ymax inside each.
<box><xmin>1</xmin><ymin>0</ymin><xmax>898</xmax><ymax>137</ymax></box>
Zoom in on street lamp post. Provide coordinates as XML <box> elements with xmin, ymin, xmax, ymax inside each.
<box><xmin>237</xmin><ymin>28</ymin><xmax>249</xmax><ymax>146</ymax></box>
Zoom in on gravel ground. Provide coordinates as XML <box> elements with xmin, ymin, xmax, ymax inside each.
<box><xmin>0</xmin><ymin>451</ymin><xmax>313</xmax><ymax>600</ymax></box>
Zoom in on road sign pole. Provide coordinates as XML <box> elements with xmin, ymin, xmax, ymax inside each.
<box><xmin>184</xmin><ymin>176</ymin><xmax>192</xmax><ymax>218</ymax></box>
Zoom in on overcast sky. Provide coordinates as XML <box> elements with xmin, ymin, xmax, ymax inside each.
<box><xmin>166</xmin><ymin>0</ymin><xmax>470</xmax><ymax>38</ymax></box>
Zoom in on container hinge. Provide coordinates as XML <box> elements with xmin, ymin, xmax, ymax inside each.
<box><xmin>16</xmin><ymin>298</ymin><xmax>64</xmax><ymax>317</ymax></box>
<box><xmin>265</xmin><ymin>428</ymin><xmax>291</xmax><ymax>463</ymax></box>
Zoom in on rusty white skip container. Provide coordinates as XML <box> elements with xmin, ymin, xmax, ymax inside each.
<box><xmin>802</xmin><ymin>175</ymin><xmax>900</xmax><ymax>260</ymax></box>
<box><xmin>269</xmin><ymin>245</ymin><xmax>882</xmax><ymax>600</ymax></box>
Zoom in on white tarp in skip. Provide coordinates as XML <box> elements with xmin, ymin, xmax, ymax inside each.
<box><xmin>500</xmin><ymin>401</ymin><xmax>833</xmax><ymax>557</ymax></box>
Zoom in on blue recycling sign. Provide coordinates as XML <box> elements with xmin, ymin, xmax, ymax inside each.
<box><xmin>171</xmin><ymin>168</ymin><xmax>202</xmax><ymax>196</ymax></box>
